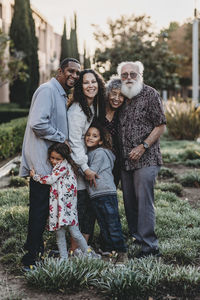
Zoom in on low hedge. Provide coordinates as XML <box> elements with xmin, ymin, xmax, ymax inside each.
<box><xmin>0</xmin><ymin>109</ymin><xmax>29</xmax><ymax>124</ymax></box>
<box><xmin>0</xmin><ymin>117</ymin><xmax>27</xmax><ymax>161</ymax></box>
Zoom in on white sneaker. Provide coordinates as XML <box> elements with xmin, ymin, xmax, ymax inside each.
<box><xmin>98</xmin><ymin>248</ymin><xmax>112</xmax><ymax>256</ymax></box>
<box><xmin>85</xmin><ymin>247</ymin><xmax>101</xmax><ymax>259</ymax></box>
<box><xmin>69</xmin><ymin>248</ymin><xmax>83</xmax><ymax>257</ymax></box>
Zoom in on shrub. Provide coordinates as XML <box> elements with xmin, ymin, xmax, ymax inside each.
<box><xmin>0</xmin><ymin>186</ymin><xmax>28</xmax><ymax>207</ymax></box>
<box><xmin>183</xmin><ymin>159</ymin><xmax>200</xmax><ymax>167</ymax></box>
<box><xmin>178</xmin><ymin>170</ymin><xmax>200</xmax><ymax>187</ymax></box>
<box><xmin>158</xmin><ymin>167</ymin><xmax>175</xmax><ymax>179</ymax></box>
<box><xmin>165</xmin><ymin>100</ymin><xmax>200</xmax><ymax>140</ymax></box>
<box><xmin>0</xmin><ymin>108</ymin><xmax>29</xmax><ymax>124</ymax></box>
<box><xmin>160</xmin><ymin>139</ymin><xmax>200</xmax><ymax>164</ymax></box>
<box><xmin>155</xmin><ymin>182</ymin><xmax>183</xmax><ymax>196</ymax></box>
<box><xmin>25</xmin><ymin>257</ymin><xmax>200</xmax><ymax>299</ymax></box>
<box><xmin>178</xmin><ymin>148</ymin><xmax>200</xmax><ymax>160</ymax></box>
<box><xmin>0</xmin><ymin>117</ymin><xmax>27</xmax><ymax>160</ymax></box>
<box><xmin>10</xmin><ymin>176</ymin><xmax>28</xmax><ymax>187</ymax></box>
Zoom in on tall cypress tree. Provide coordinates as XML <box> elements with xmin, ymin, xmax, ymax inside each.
<box><xmin>26</xmin><ymin>0</ymin><xmax>39</xmax><ymax>100</ymax></box>
<box><xmin>69</xmin><ymin>13</ymin><xmax>79</xmax><ymax>60</ymax></box>
<box><xmin>60</xmin><ymin>18</ymin><xmax>70</xmax><ymax>62</ymax></box>
<box><xmin>9</xmin><ymin>0</ymin><xmax>31</xmax><ymax>107</ymax></box>
<box><xmin>83</xmin><ymin>42</ymin><xmax>91</xmax><ymax>69</ymax></box>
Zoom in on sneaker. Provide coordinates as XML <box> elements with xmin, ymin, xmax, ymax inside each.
<box><xmin>21</xmin><ymin>264</ymin><xmax>36</xmax><ymax>272</ymax></box>
<box><xmin>132</xmin><ymin>237</ymin><xmax>142</xmax><ymax>245</ymax></box>
<box><xmin>98</xmin><ymin>248</ymin><xmax>112</xmax><ymax>256</ymax></box>
<box><xmin>136</xmin><ymin>248</ymin><xmax>162</xmax><ymax>259</ymax></box>
<box><xmin>85</xmin><ymin>247</ymin><xmax>101</xmax><ymax>259</ymax></box>
<box><xmin>70</xmin><ymin>248</ymin><xmax>83</xmax><ymax>257</ymax></box>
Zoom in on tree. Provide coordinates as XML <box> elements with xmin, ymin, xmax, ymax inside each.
<box><xmin>161</xmin><ymin>21</ymin><xmax>192</xmax><ymax>88</ymax></box>
<box><xmin>69</xmin><ymin>13</ymin><xmax>79</xmax><ymax>61</ymax></box>
<box><xmin>0</xmin><ymin>30</ymin><xmax>28</xmax><ymax>88</ymax></box>
<box><xmin>9</xmin><ymin>0</ymin><xmax>39</xmax><ymax>107</ymax></box>
<box><xmin>93</xmin><ymin>14</ymin><xmax>180</xmax><ymax>91</ymax></box>
<box><xmin>83</xmin><ymin>42</ymin><xmax>91</xmax><ymax>69</ymax></box>
<box><xmin>60</xmin><ymin>18</ymin><xmax>70</xmax><ymax>62</ymax></box>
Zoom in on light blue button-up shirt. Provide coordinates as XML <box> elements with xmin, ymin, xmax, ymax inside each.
<box><xmin>20</xmin><ymin>78</ymin><xmax>69</xmax><ymax>177</ymax></box>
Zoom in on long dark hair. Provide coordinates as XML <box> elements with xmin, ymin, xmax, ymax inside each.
<box><xmin>48</xmin><ymin>142</ymin><xmax>79</xmax><ymax>176</ymax></box>
<box><xmin>73</xmin><ymin>69</ymin><xmax>106</xmax><ymax>123</ymax></box>
<box><xmin>87</xmin><ymin>121</ymin><xmax>112</xmax><ymax>150</ymax></box>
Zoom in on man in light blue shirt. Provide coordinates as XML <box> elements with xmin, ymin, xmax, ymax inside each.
<box><xmin>20</xmin><ymin>58</ymin><xmax>81</xmax><ymax>269</ymax></box>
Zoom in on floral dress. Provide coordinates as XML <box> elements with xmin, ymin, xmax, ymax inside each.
<box><xmin>33</xmin><ymin>159</ymin><xmax>78</xmax><ymax>231</ymax></box>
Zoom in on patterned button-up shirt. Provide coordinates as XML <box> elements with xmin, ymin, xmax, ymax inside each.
<box><xmin>118</xmin><ymin>84</ymin><xmax>166</xmax><ymax>171</ymax></box>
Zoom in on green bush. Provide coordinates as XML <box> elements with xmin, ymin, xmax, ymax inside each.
<box><xmin>178</xmin><ymin>170</ymin><xmax>200</xmax><ymax>187</ymax></box>
<box><xmin>183</xmin><ymin>159</ymin><xmax>200</xmax><ymax>167</ymax></box>
<box><xmin>160</xmin><ymin>139</ymin><xmax>200</xmax><ymax>164</ymax></box>
<box><xmin>10</xmin><ymin>176</ymin><xmax>28</xmax><ymax>187</ymax></box>
<box><xmin>0</xmin><ymin>109</ymin><xmax>29</xmax><ymax>124</ymax></box>
<box><xmin>155</xmin><ymin>182</ymin><xmax>183</xmax><ymax>196</ymax></box>
<box><xmin>158</xmin><ymin>167</ymin><xmax>175</xmax><ymax>179</ymax></box>
<box><xmin>0</xmin><ymin>117</ymin><xmax>27</xmax><ymax>160</ymax></box>
<box><xmin>165</xmin><ymin>100</ymin><xmax>200</xmax><ymax>140</ymax></box>
<box><xmin>25</xmin><ymin>257</ymin><xmax>200</xmax><ymax>299</ymax></box>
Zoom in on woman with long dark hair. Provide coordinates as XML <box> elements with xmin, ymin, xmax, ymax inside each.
<box><xmin>68</xmin><ymin>69</ymin><xmax>106</xmax><ymax>253</ymax></box>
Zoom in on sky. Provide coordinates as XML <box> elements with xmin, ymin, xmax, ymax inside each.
<box><xmin>30</xmin><ymin>0</ymin><xmax>196</xmax><ymax>55</ymax></box>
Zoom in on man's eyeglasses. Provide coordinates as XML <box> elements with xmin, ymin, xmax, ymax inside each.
<box><xmin>121</xmin><ymin>72</ymin><xmax>138</xmax><ymax>79</ymax></box>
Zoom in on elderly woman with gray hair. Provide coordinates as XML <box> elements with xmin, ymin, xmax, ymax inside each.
<box><xmin>104</xmin><ymin>77</ymin><xmax>125</xmax><ymax>186</ymax></box>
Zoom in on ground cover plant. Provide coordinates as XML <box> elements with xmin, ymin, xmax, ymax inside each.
<box><xmin>0</xmin><ymin>138</ymin><xmax>200</xmax><ymax>299</ymax></box>
<box><xmin>0</xmin><ymin>184</ymin><xmax>199</xmax><ymax>299</ymax></box>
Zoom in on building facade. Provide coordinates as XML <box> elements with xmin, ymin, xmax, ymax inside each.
<box><xmin>0</xmin><ymin>0</ymin><xmax>61</xmax><ymax>103</ymax></box>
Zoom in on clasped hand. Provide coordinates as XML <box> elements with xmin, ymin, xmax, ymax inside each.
<box><xmin>129</xmin><ymin>144</ymin><xmax>145</xmax><ymax>161</ymax></box>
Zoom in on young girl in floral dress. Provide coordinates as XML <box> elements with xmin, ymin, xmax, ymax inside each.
<box><xmin>30</xmin><ymin>142</ymin><xmax>100</xmax><ymax>260</ymax></box>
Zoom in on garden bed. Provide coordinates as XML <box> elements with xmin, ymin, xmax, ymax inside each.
<box><xmin>0</xmin><ymin>139</ymin><xmax>200</xmax><ymax>300</ymax></box>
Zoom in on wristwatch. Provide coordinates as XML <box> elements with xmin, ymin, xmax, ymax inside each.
<box><xmin>142</xmin><ymin>141</ymin><xmax>149</xmax><ymax>150</ymax></box>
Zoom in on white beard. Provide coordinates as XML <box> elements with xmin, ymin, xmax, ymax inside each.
<box><xmin>121</xmin><ymin>78</ymin><xmax>143</xmax><ymax>99</ymax></box>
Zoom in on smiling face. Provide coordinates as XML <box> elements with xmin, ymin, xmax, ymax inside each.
<box><xmin>57</xmin><ymin>61</ymin><xmax>81</xmax><ymax>90</ymax></box>
<box><xmin>82</xmin><ymin>73</ymin><xmax>98</xmax><ymax>105</ymax></box>
<box><xmin>49</xmin><ymin>151</ymin><xmax>64</xmax><ymax>167</ymax></box>
<box><xmin>121</xmin><ymin>63</ymin><xmax>139</xmax><ymax>87</ymax></box>
<box><xmin>108</xmin><ymin>88</ymin><xmax>124</xmax><ymax>110</ymax></box>
<box><xmin>85</xmin><ymin>127</ymin><xmax>103</xmax><ymax>150</ymax></box>
<box><xmin>120</xmin><ymin>63</ymin><xmax>143</xmax><ymax>99</ymax></box>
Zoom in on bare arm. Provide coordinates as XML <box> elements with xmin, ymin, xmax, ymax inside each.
<box><xmin>129</xmin><ymin>124</ymin><xmax>166</xmax><ymax>161</ymax></box>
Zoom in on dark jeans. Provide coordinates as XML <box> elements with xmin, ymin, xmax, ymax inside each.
<box><xmin>92</xmin><ymin>194</ymin><xmax>126</xmax><ymax>252</ymax></box>
<box><xmin>121</xmin><ymin>166</ymin><xmax>160</xmax><ymax>252</ymax></box>
<box><xmin>77</xmin><ymin>189</ymin><xmax>96</xmax><ymax>237</ymax></box>
<box><xmin>22</xmin><ymin>178</ymin><xmax>50</xmax><ymax>265</ymax></box>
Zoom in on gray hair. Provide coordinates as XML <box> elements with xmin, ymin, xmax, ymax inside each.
<box><xmin>117</xmin><ymin>61</ymin><xmax>144</xmax><ymax>76</ymax></box>
<box><xmin>106</xmin><ymin>75</ymin><xmax>122</xmax><ymax>97</ymax></box>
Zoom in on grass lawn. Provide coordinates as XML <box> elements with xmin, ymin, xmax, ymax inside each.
<box><xmin>0</xmin><ymin>138</ymin><xmax>200</xmax><ymax>299</ymax></box>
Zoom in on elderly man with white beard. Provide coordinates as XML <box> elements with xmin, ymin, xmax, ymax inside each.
<box><xmin>117</xmin><ymin>61</ymin><xmax>166</xmax><ymax>258</ymax></box>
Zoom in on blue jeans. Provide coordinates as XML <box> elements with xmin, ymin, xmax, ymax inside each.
<box><xmin>92</xmin><ymin>194</ymin><xmax>126</xmax><ymax>252</ymax></box>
